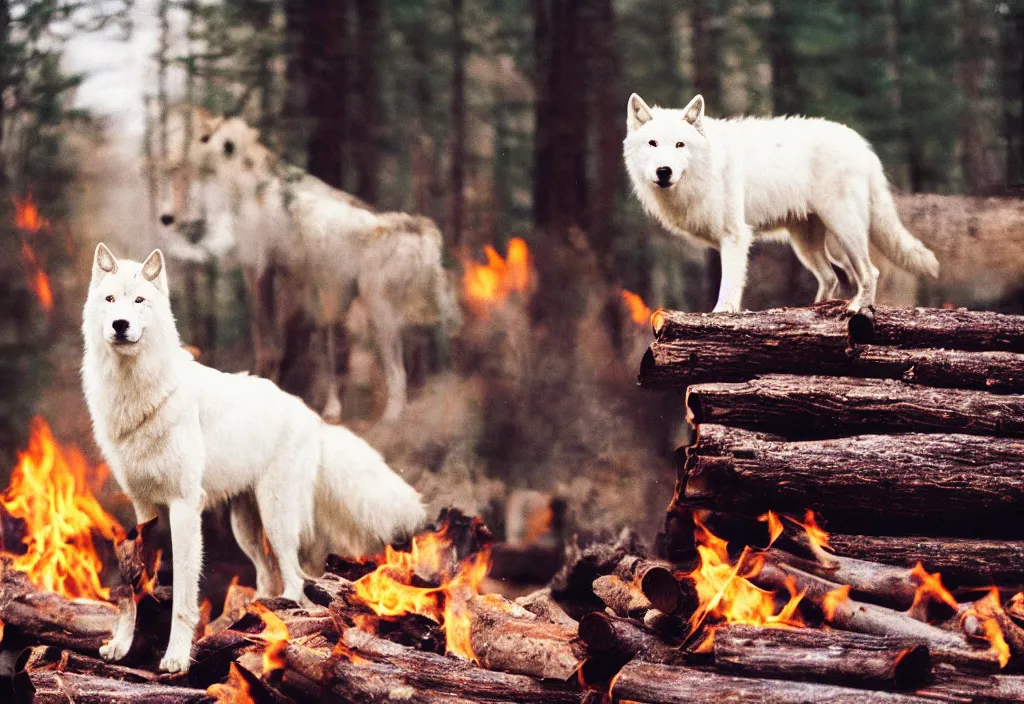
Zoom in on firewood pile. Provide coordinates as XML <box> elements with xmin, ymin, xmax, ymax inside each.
<box><xmin>4</xmin><ymin>303</ymin><xmax>1024</xmax><ymax>702</ymax></box>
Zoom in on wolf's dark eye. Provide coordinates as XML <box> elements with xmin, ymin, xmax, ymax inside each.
<box><xmin>105</xmin><ymin>295</ymin><xmax>115</xmax><ymax>303</ymax></box>
<box><xmin>135</xmin><ymin>296</ymin><xmax>145</xmax><ymax>304</ymax></box>
<box><xmin>224</xmin><ymin>140</ymin><xmax>235</xmax><ymax>157</ymax></box>
<box><xmin>200</xmin><ymin>135</ymin><xmax>210</xmax><ymax>143</ymax></box>
<box><xmin>648</xmin><ymin>140</ymin><xmax>658</xmax><ymax>147</ymax></box>
<box><xmin>676</xmin><ymin>141</ymin><xmax>685</xmax><ymax>148</ymax></box>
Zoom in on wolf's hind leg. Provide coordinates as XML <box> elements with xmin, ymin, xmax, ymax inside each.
<box><xmin>818</xmin><ymin>202</ymin><xmax>877</xmax><ymax>311</ymax></box>
<box><xmin>788</xmin><ymin>219</ymin><xmax>839</xmax><ymax>303</ymax></box>
<box><xmin>230</xmin><ymin>493</ymin><xmax>283</xmax><ymax>598</ymax></box>
<box><xmin>254</xmin><ymin>441</ymin><xmax>318</xmax><ymax>605</ymax></box>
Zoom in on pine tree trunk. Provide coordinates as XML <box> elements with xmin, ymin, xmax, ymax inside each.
<box><xmin>448</xmin><ymin>0</ymin><xmax>466</xmax><ymax>249</ymax></box>
<box><xmin>958</xmin><ymin>0</ymin><xmax>987</xmax><ymax>193</ymax></box>
<box><xmin>353</xmin><ymin>0</ymin><xmax>381</xmax><ymax>204</ymax></box>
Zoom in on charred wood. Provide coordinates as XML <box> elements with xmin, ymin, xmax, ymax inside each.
<box><xmin>577</xmin><ymin>611</ymin><xmax>683</xmax><ymax>665</ymax></box>
<box><xmin>686</xmin><ymin>375</ymin><xmax>1024</xmax><ymax>438</ymax></box>
<box><xmin>609</xmin><ymin>660</ymin><xmax>935</xmax><ymax>703</ymax></box>
<box><xmin>711</xmin><ymin>624</ymin><xmax>931</xmax><ymax>689</ymax></box>
<box><xmin>681</xmin><ymin>425</ymin><xmax>1024</xmax><ymax>537</ymax></box>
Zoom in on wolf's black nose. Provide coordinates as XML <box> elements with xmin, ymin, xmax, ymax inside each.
<box><xmin>656</xmin><ymin>166</ymin><xmax>672</xmax><ymax>184</ymax></box>
<box><xmin>112</xmin><ymin>319</ymin><xmax>130</xmax><ymax>335</ymax></box>
<box><xmin>160</xmin><ymin>214</ymin><xmax>174</xmax><ymax>226</ymax></box>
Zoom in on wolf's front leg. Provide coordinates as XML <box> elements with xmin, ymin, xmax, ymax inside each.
<box><xmin>713</xmin><ymin>229</ymin><xmax>753</xmax><ymax>313</ymax></box>
<box><xmin>160</xmin><ymin>496</ymin><xmax>204</xmax><ymax>673</ymax></box>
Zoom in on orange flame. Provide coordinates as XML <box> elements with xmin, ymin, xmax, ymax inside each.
<box><xmin>13</xmin><ymin>194</ymin><xmax>54</xmax><ymax>313</ymax></box>
<box><xmin>822</xmin><ymin>585</ymin><xmax>851</xmax><ymax>621</ymax></box>
<box><xmin>206</xmin><ymin>662</ymin><xmax>255</xmax><ymax>704</ymax></box>
<box><xmin>966</xmin><ymin>589</ymin><xmax>1011</xmax><ymax>668</ymax></box>
<box><xmin>621</xmin><ymin>290</ymin><xmax>653</xmax><ymax>326</ymax></box>
<box><xmin>0</xmin><ymin>417</ymin><xmax>123</xmax><ymax>600</ymax></box>
<box><xmin>463</xmin><ymin>238</ymin><xmax>532</xmax><ymax>318</ymax></box>
<box><xmin>785</xmin><ymin>509</ymin><xmax>831</xmax><ymax>552</ymax></box>
<box><xmin>681</xmin><ymin>518</ymin><xmax>804</xmax><ymax>648</ymax></box>
<box><xmin>353</xmin><ymin>522</ymin><xmax>491</xmax><ymax>661</ymax></box>
<box><xmin>249</xmin><ymin>602</ymin><xmax>289</xmax><ymax>674</ymax></box>
<box><xmin>758</xmin><ymin>511</ymin><xmax>784</xmax><ymax>548</ymax></box>
<box><xmin>909</xmin><ymin>562</ymin><xmax>959</xmax><ymax>613</ymax></box>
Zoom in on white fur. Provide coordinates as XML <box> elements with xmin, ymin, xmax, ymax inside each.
<box><xmin>81</xmin><ymin>244</ymin><xmax>426</xmax><ymax>673</ymax></box>
<box><xmin>623</xmin><ymin>93</ymin><xmax>939</xmax><ymax>312</ymax></box>
<box><xmin>160</xmin><ymin>114</ymin><xmax>461</xmax><ymax>421</ymax></box>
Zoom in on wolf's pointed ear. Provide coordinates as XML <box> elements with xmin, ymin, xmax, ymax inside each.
<box><xmin>92</xmin><ymin>243</ymin><xmax>118</xmax><ymax>283</ymax></box>
<box><xmin>141</xmin><ymin>249</ymin><xmax>169</xmax><ymax>295</ymax></box>
<box><xmin>627</xmin><ymin>93</ymin><xmax>653</xmax><ymax>131</ymax></box>
<box><xmin>682</xmin><ymin>94</ymin><xmax>705</xmax><ymax>125</ymax></box>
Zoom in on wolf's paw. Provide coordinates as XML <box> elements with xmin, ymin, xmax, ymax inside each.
<box><xmin>711</xmin><ymin>303</ymin><xmax>741</xmax><ymax>314</ymax></box>
<box><xmin>99</xmin><ymin>634</ymin><xmax>132</xmax><ymax>662</ymax></box>
<box><xmin>159</xmin><ymin>648</ymin><xmax>193</xmax><ymax>674</ymax></box>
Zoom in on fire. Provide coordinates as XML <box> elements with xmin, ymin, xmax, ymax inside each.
<box><xmin>681</xmin><ymin>518</ymin><xmax>804</xmax><ymax>648</ymax></box>
<box><xmin>909</xmin><ymin>562</ymin><xmax>959</xmax><ymax>613</ymax></box>
<box><xmin>758</xmin><ymin>511</ymin><xmax>784</xmax><ymax>548</ymax></box>
<box><xmin>463</xmin><ymin>238</ymin><xmax>532</xmax><ymax>317</ymax></box>
<box><xmin>13</xmin><ymin>194</ymin><xmax>54</xmax><ymax>313</ymax></box>
<box><xmin>353</xmin><ymin>522</ymin><xmax>491</xmax><ymax>661</ymax></box>
<box><xmin>621</xmin><ymin>290</ymin><xmax>652</xmax><ymax>326</ymax></box>
<box><xmin>786</xmin><ymin>509</ymin><xmax>831</xmax><ymax>552</ymax></box>
<box><xmin>822</xmin><ymin>585</ymin><xmax>851</xmax><ymax>620</ymax></box>
<box><xmin>206</xmin><ymin>663</ymin><xmax>254</xmax><ymax>704</ymax></box>
<box><xmin>249</xmin><ymin>602</ymin><xmax>289</xmax><ymax>674</ymax></box>
<box><xmin>0</xmin><ymin>416</ymin><xmax>123</xmax><ymax>600</ymax></box>
<box><xmin>966</xmin><ymin>589</ymin><xmax>1011</xmax><ymax>668</ymax></box>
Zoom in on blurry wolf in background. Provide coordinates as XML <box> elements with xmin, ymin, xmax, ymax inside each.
<box><xmin>623</xmin><ymin>93</ymin><xmax>939</xmax><ymax>313</ymax></box>
<box><xmin>159</xmin><ymin>111</ymin><xmax>461</xmax><ymax>422</ymax></box>
<box><xmin>82</xmin><ymin>244</ymin><xmax>425</xmax><ymax>673</ymax></box>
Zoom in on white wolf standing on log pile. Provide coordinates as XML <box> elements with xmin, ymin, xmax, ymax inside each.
<box><xmin>623</xmin><ymin>93</ymin><xmax>940</xmax><ymax>313</ymax></box>
<box><xmin>160</xmin><ymin>110</ymin><xmax>460</xmax><ymax>422</ymax></box>
<box><xmin>81</xmin><ymin>244</ymin><xmax>426</xmax><ymax>672</ymax></box>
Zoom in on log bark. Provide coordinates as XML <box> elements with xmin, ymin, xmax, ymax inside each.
<box><xmin>613</xmin><ymin>556</ymin><xmax>682</xmax><ymax>615</ymax></box>
<box><xmin>610</xmin><ymin>661</ymin><xmax>934</xmax><ymax>703</ymax></box>
<box><xmin>283</xmin><ymin>628</ymin><xmax>582</xmax><ymax>703</ymax></box>
<box><xmin>592</xmin><ymin>575</ymin><xmax>652</xmax><ymax>619</ymax></box>
<box><xmin>849</xmin><ymin>306</ymin><xmax>1024</xmax><ymax>352</ymax></box>
<box><xmin>16</xmin><ymin>645</ymin><xmax>171</xmax><ymax>684</ymax></box>
<box><xmin>577</xmin><ymin>611</ymin><xmax>682</xmax><ymax>664</ymax></box>
<box><xmin>548</xmin><ymin>528</ymin><xmax>644</xmax><ymax>602</ymax></box>
<box><xmin>750</xmin><ymin>557</ymin><xmax>999</xmax><ymax>669</ymax></box>
<box><xmin>466</xmin><ymin>594</ymin><xmax>584</xmax><ymax>681</ymax></box>
<box><xmin>824</xmin><ymin>534</ymin><xmax>1024</xmax><ymax>588</ymax></box>
<box><xmin>681</xmin><ymin>425</ymin><xmax>1024</xmax><ymax>537</ymax></box>
<box><xmin>14</xmin><ymin>670</ymin><xmax>212</xmax><ymax>704</ymax></box>
<box><xmin>514</xmin><ymin>588</ymin><xmax>579</xmax><ymax>631</ymax></box>
<box><xmin>686</xmin><ymin>375</ymin><xmax>1024</xmax><ymax>438</ymax></box>
<box><xmin>918</xmin><ymin>664</ymin><xmax>1024</xmax><ymax>703</ymax></box>
<box><xmin>711</xmin><ymin>624</ymin><xmax>931</xmax><ymax>689</ymax></box>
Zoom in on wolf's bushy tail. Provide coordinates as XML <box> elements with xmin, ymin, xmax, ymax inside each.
<box><xmin>313</xmin><ymin>424</ymin><xmax>427</xmax><ymax>557</ymax></box>
<box><xmin>868</xmin><ymin>168</ymin><xmax>939</xmax><ymax>277</ymax></box>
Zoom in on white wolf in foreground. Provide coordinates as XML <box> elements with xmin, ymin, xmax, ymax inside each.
<box><xmin>623</xmin><ymin>93</ymin><xmax>939</xmax><ymax>312</ymax></box>
<box><xmin>81</xmin><ymin>244</ymin><xmax>426</xmax><ymax>672</ymax></box>
<box><xmin>161</xmin><ymin>112</ymin><xmax>460</xmax><ymax>422</ymax></box>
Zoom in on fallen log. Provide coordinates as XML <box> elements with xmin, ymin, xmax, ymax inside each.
<box><xmin>466</xmin><ymin>594</ymin><xmax>584</xmax><ymax>681</ymax></box>
<box><xmin>848</xmin><ymin>306</ymin><xmax>1024</xmax><ymax>352</ymax></box>
<box><xmin>609</xmin><ymin>661</ymin><xmax>934</xmax><ymax>703</ymax></box>
<box><xmin>824</xmin><ymin>534</ymin><xmax>1024</xmax><ymax>589</ymax></box>
<box><xmin>282</xmin><ymin>628</ymin><xmax>582</xmax><ymax>703</ymax></box>
<box><xmin>682</xmin><ymin>425</ymin><xmax>1024</xmax><ymax>537</ymax></box>
<box><xmin>749</xmin><ymin>557</ymin><xmax>999</xmax><ymax>669</ymax></box>
<box><xmin>686</xmin><ymin>375</ymin><xmax>1024</xmax><ymax>438</ymax></box>
<box><xmin>13</xmin><ymin>669</ymin><xmax>212</xmax><ymax>704</ymax></box>
<box><xmin>918</xmin><ymin>664</ymin><xmax>1024</xmax><ymax>703</ymax></box>
<box><xmin>204</xmin><ymin>580</ymin><xmax>256</xmax><ymax>637</ymax></box>
<box><xmin>711</xmin><ymin>624</ymin><xmax>931</xmax><ymax>689</ymax></box>
<box><xmin>16</xmin><ymin>645</ymin><xmax>172</xmax><ymax>684</ymax></box>
<box><xmin>577</xmin><ymin>611</ymin><xmax>683</xmax><ymax>665</ymax></box>
<box><xmin>592</xmin><ymin>575</ymin><xmax>652</xmax><ymax>619</ymax></box>
<box><xmin>851</xmin><ymin>346</ymin><xmax>1024</xmax><ymax>393</ymax></box>
<box><xmin>612</xmin><ymin>556</ymin><xmax>683</xmax><ymax>615</ymax></box>
<box><xmin>548</xmin><ymin>528</ymin><xmax>644</xmax><ymax>602</ymax></box>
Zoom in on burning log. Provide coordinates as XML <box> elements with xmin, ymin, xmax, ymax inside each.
<box><xmin>848</xmin><ymin>306</ymin><xmax>1024</xmax><ymax>352</ymax></box>
<box><xmin>823</xmin><ymin>534</ymin><xmax>1024</xmax><ymax>588</ymax></box>
<box><xmin>609</xmin><ymin>661</ymin><xmax>935</xmax><ymax>704</ymax></box>
<box><xmin>612</xmin><ymin>556</ymin><xmax>683</xmax><ymax>615</ymax></box>
<box><xmin>750</xmin><ymin>557</ymin><xmax>1001</xmax><ymax>669</ymax></box>
<box><xmin>16</xmin><ymin>645</ymin><xmax>174</xmax><ymax>685</ymax></box>
<box><xmin>466</xmin><ymin>594</ymin><xmax>584</xmax><ymax>680</ymax></box>
<box><xmin>681</xmin><ymin>425</ymin><xmax>1024</xmax><ymax>536</ymax></box>
<box><xmin>548</xmin><ymin>528</ymin><xmax>644</xmax><ymax>602</ymax></box>
<box><xmin>14</xmin><ymin>670</ymin><xmax>212</xmax><ymax>704</ymax></box>
<box><xmin>686</xmin><ymin>375</ymin><xmax>1024</xmax><ymax>438</ymax></box>
<box><xmin>711</xmin><ymin>624</ymin><xmax>931</xmax><ymax>689</ymax></box>
<box><xmin>281</xmin><ymin>627</ymin><xmax>581</xmax><ymax>703</ymax></box>
<box><xmin>204</xmin><ymin>580</ymin><xmax>256</xmax><ymax>636</ymax></box>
